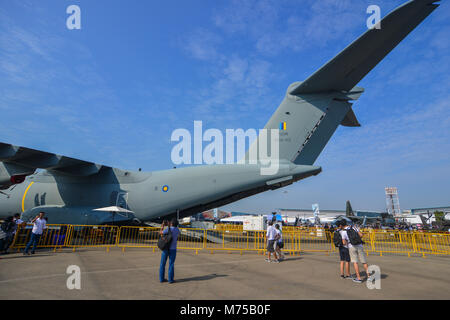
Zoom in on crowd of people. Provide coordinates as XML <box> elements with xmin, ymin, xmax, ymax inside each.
<box><xmin>303</xmin><ymin>221</ymin><xmax>448</xmax><ymax>233</ymax></box>
<box><xmin>261</xmin><ymin>217</ymin><xmax>373</xmax><ymax>283</ymax></box>
<box><xmin>0</xmin><ymin>212</ymin><xmax>47</xmax><ymax>257</ymax></box>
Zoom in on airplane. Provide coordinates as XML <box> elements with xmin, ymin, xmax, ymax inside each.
<box><xmin>0</xmin><ymin>0</ymin><xmax>441</xmax><ymax>225</ymax></box>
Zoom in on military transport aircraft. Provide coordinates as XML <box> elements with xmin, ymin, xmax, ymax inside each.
<box><xmin>0</xmin><ymin>0</ymin><xmax>441</xmax><ymax>225</ymax></box>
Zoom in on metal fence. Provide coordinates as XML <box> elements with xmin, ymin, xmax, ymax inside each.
<box><xmin>66</xmin><ymin>225</ymin><xmax>119</xmax><ymax>251</ymax></box>
<box><xmin>9</xmin><ymin>224</ymin><xmax>450</xmax><ymax>257</ymax></box>
<box><xmin>11</xmin><ymin>224</ymin><xmax>70</xmax><ymax>250</ymax></box>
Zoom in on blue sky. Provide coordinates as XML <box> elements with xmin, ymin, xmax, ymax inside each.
<box><xmin>0</xmin><ymin>0</ymin><xmax>449</xmax><ymax>213</ymax></box>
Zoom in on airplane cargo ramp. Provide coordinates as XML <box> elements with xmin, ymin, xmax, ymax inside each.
<box><xmin>145</xmin><ymin>222</ymin><xmax>228</xmax><ymax>245</ymax></box>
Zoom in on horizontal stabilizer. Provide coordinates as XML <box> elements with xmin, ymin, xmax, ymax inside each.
<box><xmin>290</xmin><ymin>0</ymin><xmax>440</xmax><ymax>94</ymax></box>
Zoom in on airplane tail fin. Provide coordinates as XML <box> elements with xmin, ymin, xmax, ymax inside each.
<box><xmin>247</xmin><ymin>0</ymin><xmax>439</xmax><ymax>166</ymax></box>
<box><xmin>291</xmin><ymin>0</ymin><xmax>440</xmax><ymax>95</ymax></box>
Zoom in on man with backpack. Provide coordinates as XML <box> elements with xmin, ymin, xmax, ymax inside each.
<box><xmin>333</xmin><ymin>220</ymin><xmax>351</xmax><ymax>279</ymax></box>
<box><xmin>265</xmin><ymin>221</ymin><xmax>279</xmax><ymax>263</ymax></box>
<box><xmin>274</xmin><ymin>224</ymin><xmax>285</xmax><ymax>261</ymax></box>
<box><xmin>159</xmin><ymin>218</ymin><xmax>180</xmax><ymax>284</ymax></box>
<box><xmin>341</xmin><ymin>221</ymin><xmax>369</xmax><ymax>283</ymax></box>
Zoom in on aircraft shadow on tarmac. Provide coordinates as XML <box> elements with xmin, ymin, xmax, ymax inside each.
<box><xmin>174</xmin><ymin>273</ymin><xmax>228</xmax><ymax>283</ymax></box>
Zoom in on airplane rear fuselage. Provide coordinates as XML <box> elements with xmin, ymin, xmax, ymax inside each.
<box><xmin>0</xmin><ymin>163</ymin><xmax>321</xmax><ymax>224</ymax></box>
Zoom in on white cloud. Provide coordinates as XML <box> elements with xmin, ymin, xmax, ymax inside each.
<box><xmin>183</xmin><ymin>29</ymin><xmax>222</xmax><ymax>61</ymax></box>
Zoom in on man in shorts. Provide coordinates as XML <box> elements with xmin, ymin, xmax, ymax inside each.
<box><xmin>337</xmin><ymin>220</ymin><xmax>351</xmax><ymax>279</ymax></box>
<box><xmin>274</xmin><ymin>224</ymin><xmax>285</xmax><ymax>260</ymax></box>
<box><xmin>265</xmin><ymin>221</ymin><xmax>279</xmax><ymax>263</ymax></box>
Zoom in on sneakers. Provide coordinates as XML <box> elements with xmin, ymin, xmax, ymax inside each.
<box><xmin>265</xmin><ymin>258</ymin><xmax>271</xmax><ymax>262</ymax></box>
<box><xmin>352</xmin><ymin>278</ymin><xmax>363</xmax><ymax>283</ymax></box>
<box><xmin>271</xmin><ymin>259</ymin><xmax>280</xmax><ymax>263</ymax></box>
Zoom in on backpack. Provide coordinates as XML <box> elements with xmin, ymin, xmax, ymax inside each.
<box><xmin>0</xmin><ymin>220</ymin><xmax>15</xmax><ymax>234</ymax></box>
<box><xmin>157</xmin><ymin>227</ymin><xmax>173</xmax><ymax>251</ymax></box>
<box><xmin>333</xmin><ymin>230</ymin><xmax>343</xmax><ymax>247</ymax></box>
<box><xmin>346</xmin><ymin>227</ymin><xmax>364</xmax><ymax>245</ymax></box>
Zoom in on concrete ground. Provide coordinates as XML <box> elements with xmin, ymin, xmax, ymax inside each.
<box><xmin>0</xmin><ymin>248</ymin><xmax>449</xmax><ymax>300</ymax></box>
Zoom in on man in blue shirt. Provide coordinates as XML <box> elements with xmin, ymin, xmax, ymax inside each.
<box><xmin>159</xmin><ymin>218</ymin><xmax>180</xmax><ymax>283</ymax></box>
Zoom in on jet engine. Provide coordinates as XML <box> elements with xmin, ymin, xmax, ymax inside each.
<box><xmin>0</xmin><ymin>162</ymin><xmax>34</xmax><ymax>189</ymax></box>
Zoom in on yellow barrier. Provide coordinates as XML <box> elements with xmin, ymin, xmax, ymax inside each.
<box><xmin>205</xmin><ymin>230</ymin><xmax>267</xmax><ymax>253</ymax></box>
<box><xmin>368</xmin><ymin>232</ymin><xmax>415</xmax><ymax>256</ymax></box>
<box><xmin>177</xmin><ymin>228</ymin><xmax>206</xmax><ymax>252</ymax></box>
<box><xmin>117</xmin><ymin>226</ymin><xmax>206</xmax><ymax>253</ymax></box>
<box><xmin>9</xmin><ymin>223</ymin><xmax>450</xmax><ymax>257</ymax></box>
<box><xmin>66</xmin><ymin>225</ymin><xmax>119</xmax><ymax>250</ymax></box>
<box><xmin>117</xmin><ymin>226</ymin><xmax>160</xmax><ymax>248</ymax></box>
<box><xmin>203</xmin><ymin>230</ymin><xmax>334</xmax><ymax>254</ymax></box>
<box><xmin>414</xmin><ymin>232</ymin><xmax>450</xmax><ymax>256</ymax></box>
<box><xmin>11</xmin><ymin>224</ymin><xmax>70</xmax><ymax>250</ymax></box>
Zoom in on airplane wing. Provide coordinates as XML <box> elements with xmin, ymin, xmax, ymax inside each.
<box><xmin>0</xmin><ymin>142</ymin><xmax>110</xmax><ymax>178</ymax></box>
<box><xmin>290</xmin><ymin>0</ymin><xmax>440</xmax><ymax>95</ymax></box>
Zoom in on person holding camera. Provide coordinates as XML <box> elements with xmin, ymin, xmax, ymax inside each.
<box><xmin>159</xmin><ymin>218</ymin><xmax>180</xmax><ymax>283</ymax></box>
<box><xmin>23</xmin><ymin>212</ymin><xmax>47</xmax><ymax>255</ymax></box>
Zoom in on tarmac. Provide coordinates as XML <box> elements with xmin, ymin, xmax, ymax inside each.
<box><xmin>0</xmin><ymin>248</ymin><xmax>449</xmax><ymax>300</ymax></box>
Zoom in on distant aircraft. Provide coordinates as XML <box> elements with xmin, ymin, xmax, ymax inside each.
<box><xmin>346</xmin><ymin>201</ymin><xmax>354</xmax><ymax>217</ymax></box>
<box><xmin>0</xmin><ymin>0</ymin><xmax>440</xmax><ymax>224</ymax></box>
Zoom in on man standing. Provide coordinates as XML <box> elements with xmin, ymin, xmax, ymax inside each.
<box><xmin>23</xmin><ymin>212</ymin><xmax>47</xmax><ymax>255</ymax></box>
<box><xmin>159</xmin><ymin>218</ymin><xmax>180</xmax><ymax>284</ymax></box>
<box><xmin>274</xmin><ymin>224</ymin><xmax>285</xmax><ymax>260</ymax></box>
<box><xmin>335</xmin><ymin>221</ymin><xmax>351</xmax><ymax>279</ymax></box>
<box><xmin>265</xmin><ymin>221</ymin><xmax>279</xmax><ymax>263</ymax></box>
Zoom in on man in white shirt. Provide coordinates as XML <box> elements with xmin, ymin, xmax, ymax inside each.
<box><xmin>337</xmin><ymin>220</ymin><xmax>351</xmax><ymax>279</ymax></box>
<box><xmin>24</xmin><ymin>212</ymin><xmax>47</xmax><ymax>255</ymax></box>
<box><xmin>265</xmin><ymin>221</ymin><xmax>279</xmax><ymax>263</ymax></box>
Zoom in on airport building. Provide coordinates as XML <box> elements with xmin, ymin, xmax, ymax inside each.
<box><xmin>278</xmin><ymin>208</ymin><xmax>384</xmax><ymax>220</ymax></box>
<box><xmin>410</xmin><ymin>206</ymin><xmax>450</xmax><ymax>215</ymax></box>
